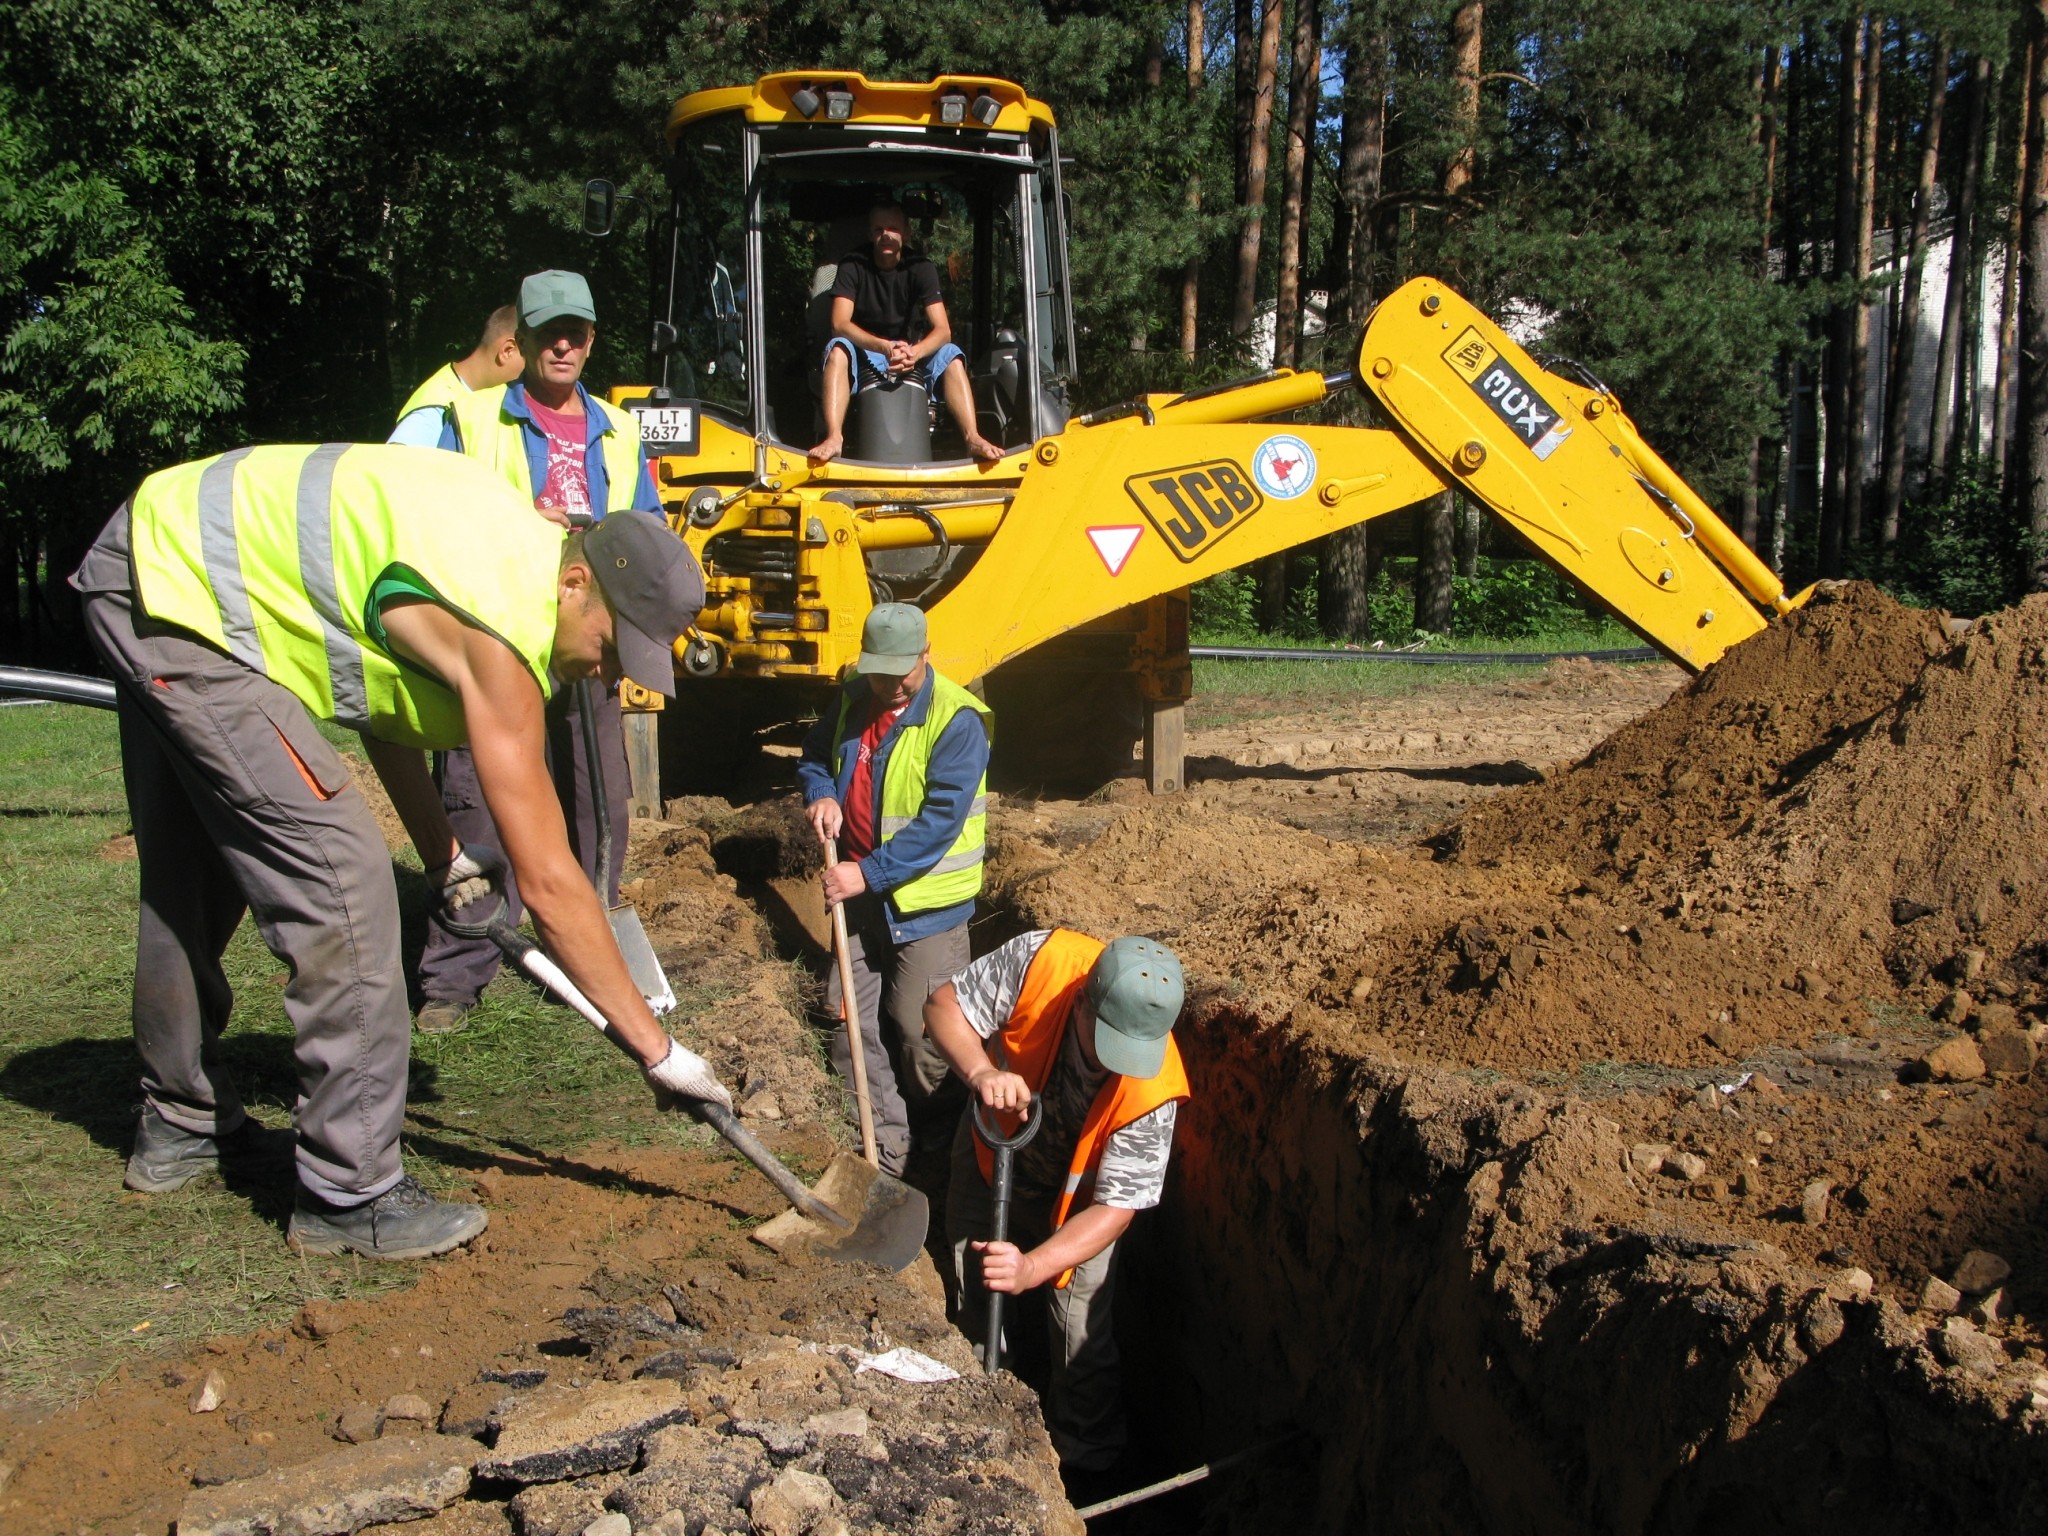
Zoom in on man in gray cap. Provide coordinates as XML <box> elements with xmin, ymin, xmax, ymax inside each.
<box><xmin>413</xmin><ymin>269</ymin><xmax>669</xmax><ymax>1032</ymax></box>
<box><xmin>796</xmin><ymin>603</ymin><xmax>991</xmax><ymax>1175</ymax></box>
<box><xmin>925</xmin><ymin>930</ymin><xmax>1189</xmax><ymax>1484</ymax></box>
<box><xmin>71</xmin><ymin>445</ymin><xmax>729</xmax><ymax>1261</ymax></box>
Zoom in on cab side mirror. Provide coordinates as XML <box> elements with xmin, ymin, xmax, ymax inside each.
<box><xmin>583</xmin><ymin>179</ymin><xmax>617</xmax><ymax>238</ymax></box>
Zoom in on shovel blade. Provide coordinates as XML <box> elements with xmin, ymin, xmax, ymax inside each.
<box><xmin>805</xmin><ymin>1153</ymin><xmax>930</xmax><ymax>1272</ymax></box>
<box><xmin>608</xmin><ymin>904</ymin><xmax>675</xmax><ymax>1015</ymax></box>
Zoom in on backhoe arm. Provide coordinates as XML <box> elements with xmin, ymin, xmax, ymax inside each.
<box><xmin>1356</xmin><ymin>277</ymin><xmax>1790</xmax><ymax>668</ymax></box>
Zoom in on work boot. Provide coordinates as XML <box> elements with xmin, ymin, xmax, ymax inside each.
<box><xmin>414</xmin><ymin>998</ymin><xmax>471</xmax><ymax>1036</ymax></box>
<box><xmin>124</xmin><ymin>1105</ymin><xmax>295</xmax><ymax>1194</ymax></box>
<box><xmin>287</xmin><ymin>1175</ymin><xmax>488</xmax><ymax>1261</ymax></box>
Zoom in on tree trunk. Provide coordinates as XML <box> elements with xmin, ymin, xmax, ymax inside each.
<box><xmin>1929</xmin><ymin>53</ymin><xmax>1992</xmax><ymax>490</ymax></box>
<box><xmin>1880</xmin><ymin>33</ymin><xmax>1949</xmax><ymax>544</ymax></box>
<box><xmin>1744</xmin><ymin>44</ymin><xmax>1783</xmax><ymax>550</ymax></box>
<box><xmin>1820</xmin><ymin>13</ymin><xmax>1864</xmax><ymax>577</ymax></box>
<box><xmin>1455</xmin><ymin>497</ymin><xmax>1483</xmax><ymax>576</ymax></box>
<box><xmin>1998</xmin><ymin>31</ymin><xmax>2034</xmax><ymax>483</ymax></box>
<box><xmin>1319</xmin><ymin>9</ymin><xmax>1389</xmax><ymax>642</ymax></box>
<box><xmin>1232</xmin><ymin>0</ymin><xmax>1285</xmax><ymax>336</ymax></box>
<box><xmin>1414</xmin><ymin>492</ymin><xmax>1457</xmax><ymax>633</ymax></box>
<box><xmin>1444</xmin><ymin>3</ymin><xmax>1483</xmax><ymax>200</ymax></box>
<box><xmin>2025</xmin><ymin>3</ymin><xmax>2048</xmax><ymax>587</ymax></box>
<box><xmin>1273</xmin><ymin>0</ymin><xmax>1321</xmax><ymax>369</ymax></box>
<box><xmin>1962</xmin><ymin>54</ymin><xmax>2006</xmax><ymax>462</ymax></box>
<box><xmin>1843</xmin><ymin>15</ymin><xmax>1882</xmax><ymax>549</ymax></box>
<box><xmin>1180</xmin><ymin>0</ymin><xmax>1206</xmax><ymax>360</ymax></box>
<box><xmin>1413</xmin><ymin>1</ymin><xmax>1482</xmax><ymax>626</ymax></box>
<box><xmin>1234</xmin><ymin>0</ymin><xmax>1256</xmax><ymax>210</ymax></box>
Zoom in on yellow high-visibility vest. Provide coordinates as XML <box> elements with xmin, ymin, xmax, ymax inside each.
<box><xmin>126</xmin><ymin>443</ymin><xmax>563</xmax><ymax>749</ymax></box>
<box><xmin>832</xmin><ymin>671</ymin><xmax>990</xmax><ymax>914</ymax></box>
<box><xmin>397</xmin><ymin>362</ymin><xmax>467</xmax><ymax>422</ymax></box>
<box><xmin>445</xmin><ymin>385</ymin><xmax>645</xmax><ymax>513</ymax></box>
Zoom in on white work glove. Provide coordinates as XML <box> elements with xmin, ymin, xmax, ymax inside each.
<box><xmin>433</xmin><ymin>844</ymin><xmax>506</xmax><ymax>921</ymax></box>
<box><xmin>645</xmin><ymin>1036</ymin><xmax>734</xmax><ymax>1111</ymax></box>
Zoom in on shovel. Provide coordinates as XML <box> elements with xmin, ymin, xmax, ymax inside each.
<box><xmin>446</xmin><ymin>901</ymin><xmax>929</xmax><ymax>1272</ymax></box>
<box><xmin>973</xmin><ymin>1094</ymin><xmax>1042</xmax><ymax>1373</ymax></box>
<box><xmin>822</xmin><ymin>836</ymin><xmax>880</xmax><ymax>1168</ymax></box>
<box><xmin>579</xmin><ymin>679</ymin><xmax>674</xmax><ymax>1014</ymax></box>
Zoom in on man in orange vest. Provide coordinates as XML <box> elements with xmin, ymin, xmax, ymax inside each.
<box><xmin>924</xmin><ymin>930</ymin><xmax>1188</xmax><ymax>1483</ymax></box>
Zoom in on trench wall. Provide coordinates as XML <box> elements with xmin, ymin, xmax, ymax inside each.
<box><xmin>1117</xmin><ymin>1005</ymin><xmax>2048</xmax><ymax>1535</ymax></box>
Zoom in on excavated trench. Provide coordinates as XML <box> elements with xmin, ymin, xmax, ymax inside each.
<box><xmin>699</xmin><ymin>586</ymin><xmax>2048</xmax><ymax>1533</ymax></box>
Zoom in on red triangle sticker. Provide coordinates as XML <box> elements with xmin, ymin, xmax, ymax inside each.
<box><xmin>1087</xmin><ymin>524</ymin><xmax>1144</xmax><ymax>577</ymax></box>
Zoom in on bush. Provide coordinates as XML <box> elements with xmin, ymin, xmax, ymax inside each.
<box><xmin>1849</xmin><ymin>461</ymin><xmax>2032</xmax><ymax>618</ymax></box>
<box><xmin>1193</xmin><ymin>557</ymin><xmax>1594</xmax><ymax>645</ymax></box>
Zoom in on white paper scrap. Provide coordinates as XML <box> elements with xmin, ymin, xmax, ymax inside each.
<box><xmin>855</xmin><ymin>1347</ymin><xmax>960</xmax><ymax>1383</ymax></box>
<box><xmin>1717</xmin><ymin>1071</ymin><xmax>1754</xmax><ymax>1096</ymax></box>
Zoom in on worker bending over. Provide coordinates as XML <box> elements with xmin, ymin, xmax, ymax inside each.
<box><xmin>409</xmin><ymin>269</ymin><xmax>662</xmax><ymax>1034</ymax></box>
<box><xmin>72</xmin><ymin>445</ymin><xmax>728</xmax><ymax>1261</ymax></box>
<box><xmin>388</xmin><ymin>303</ymin><xmax>523</xmax><ymax>445</ymax></box>
<box><xmin>798</xmin><ymin>603</ymin><xmax>991</xmax><ymax>1175</ymax></box>
<box><xmin>808</xmin><ymin>202</ymin><xmax>1001</xmax><ymax>466</ymax></box>
<box><xmin>927</xmin><ymin>931</ymin><xmax>1188</xmax><ymax>1479</ymax></box>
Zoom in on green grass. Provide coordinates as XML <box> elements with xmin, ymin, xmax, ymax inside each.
<box><xmin>0</xmin><ymin>704</ymin><xmax>735</xmax><ymax>1407</ymax></box>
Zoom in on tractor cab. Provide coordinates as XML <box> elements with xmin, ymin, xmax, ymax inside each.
<box><xmin>644</xmin><ymin>74</ymin><xmax>1076</xmax><ymax>474</ymax></box>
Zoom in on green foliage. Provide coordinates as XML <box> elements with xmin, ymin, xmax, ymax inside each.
<box><xmin>1848</xmin><ymin>459</ymin><xmax>2033</xmax><ymax>617</ymax></box>
<box><xmin>1449</xmin><ymin>558</ymin><xmax>1586</xmax><ymax>638</ymax></box>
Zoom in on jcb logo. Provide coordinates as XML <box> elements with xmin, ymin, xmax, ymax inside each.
<box><xmin>1124</xmin><ymin>460</ymin><xmax>1264</xmax><ymax>563</ymax></box>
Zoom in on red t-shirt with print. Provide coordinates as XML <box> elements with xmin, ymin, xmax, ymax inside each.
<box><xmin>526</xmin><ymin>395</ymin><xmax>593</xmax><ymax>524</ymax></box>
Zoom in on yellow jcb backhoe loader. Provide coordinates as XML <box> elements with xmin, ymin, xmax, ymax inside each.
<box><xmin>582</xmin><ymin>72</ymin><xmax>1793</xmax><ymax>796</ymax></box>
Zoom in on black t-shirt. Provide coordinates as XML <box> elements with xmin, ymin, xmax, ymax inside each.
<box><xmin>830</xmin><ymin>249</ymin><xmax>942</xmax><ymax>342</ymax></box>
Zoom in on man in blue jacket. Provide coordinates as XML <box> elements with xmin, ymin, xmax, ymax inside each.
<box><xmin>797</xmin><ymin>604</ymin><xmax>991</xmax><ymax>1175</ymax></box>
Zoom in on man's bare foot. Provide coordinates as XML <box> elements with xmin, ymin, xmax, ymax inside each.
<box><xmin>965</xmin><ymin>433</ymin><xmax>1004</xmax><ymax>464</ymax></box>
<box><xmin>807</xmin><ymin>435</ymin><xmax>842</xmax><ymax>467</ymax></box>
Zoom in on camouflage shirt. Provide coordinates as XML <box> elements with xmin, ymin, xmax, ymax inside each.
<box><xmin>949</xmin><ymin>930</ymin><xmax>1178</xmax><ymax>1210</ymax></box>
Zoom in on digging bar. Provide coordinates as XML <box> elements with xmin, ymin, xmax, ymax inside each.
<box><xmin>973</xmin><ymin>1095</ymin><xmax>1042</xmax><ymax>1373</ymax></box>
<box><xmin>822</xmin><ymin>836</ymin><xmax>881</xmax><ymax>1167</ymax></box>
<box><xmin>448</xmin><ymin>901</ymin><xmax>929</xmax><ymax>1272</ymax></box>
<box><xmin>579</xmin><ymin>679</ymin><xmax>675</xmax><ymax>1014</ymax></box>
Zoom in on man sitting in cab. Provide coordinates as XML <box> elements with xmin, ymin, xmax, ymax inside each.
<box><xmin>808</xmin><ymin>201</ymin><xmax>1002</xmax><ymax>466</ymax></box>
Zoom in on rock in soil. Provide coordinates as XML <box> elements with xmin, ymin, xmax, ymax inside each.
<box><xmin>177</xmin><ymin>1435</ymin><xmax>478</xmax><ymax>1536</ymax></box>
<box><xmin>506</xmin><ymin>1471</ymin><xmax>624</xmax><ymax>1536</ymax></box>
<box><xmin>192</xmin><ymin>1446</ymin><xmax>269</xmax><ymax>1488</ymax></box>
<box><xmin>1920</xmin><ymin>1036</ymin><xmax>1986</xmax><ymax>1083</ymax></box>
<box><xmin>382</xmin><ymin>1394</ymin><xmax>435</xmax><ymax>1427</ymax></box>
<box><xmin>475</xmin><ymin>1380</ymin><xmax>689</xmax><ymax>1484</ymax></box>
<box><xmin>189</xmin><ymin>1369</ymin><xmax>228</xmax><ymax>1414</ymax></box>
<box><xmin>1952</xmin><ymin>1249</ymin><xmax>2013</xmax><ymax>1295</ymax></box>
<box><xmin>1976</xmin><ymin>1025</ymin><xmax>2038</xmax><ymax>1078</ymax></box>
<box><xmin>579</xmin><ymin>1514</ymin><xmax>630</xmax><ymax>1536</ymax></box>
<box><xmin>1918</xmin><ymin>1276</ymin><xmax>1964</xmax><ymax>1314</ymax></box>
<box><xmin>333</xmin><ymin>1403</ymin><xmax>384</xmax><ymax>1445</ymax></box>
<box><xmin>1800</xmin><ymin>1180</ymin><xmax>1832</xmax><ymax>1226</ymax></box>
<box><xmin>1933</xmin><ymin>1317</ymin><xmax>2008</xmax><ymax>1378</ymax></box>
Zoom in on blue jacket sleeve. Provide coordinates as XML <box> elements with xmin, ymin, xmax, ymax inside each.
<box><xmin>796</xmin><ymin>704</ymin><xmax>845</xmax><ymax>806</ymax></box>
<box><xmin>857</xmin><ymin>707</ymin><xmax>989</xmax><ymax>895</ymax></box>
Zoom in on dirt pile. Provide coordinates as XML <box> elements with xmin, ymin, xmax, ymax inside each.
<box><xmin>1451</xmin><ymin>582</ymin><xmax>1954</xmax><ymax>883</ymax></box>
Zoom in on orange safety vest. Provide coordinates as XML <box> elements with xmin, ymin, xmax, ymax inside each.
<box><xmin>972</xmin><ymin>928</ymin><xmax>1190</xmax><ymax>1287</ymax></box>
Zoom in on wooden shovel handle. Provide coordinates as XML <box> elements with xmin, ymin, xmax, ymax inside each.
<box><xmin>825</xmin><ymin>837</ymin><xmax>881</xmax><ymax>1168</ymax></box>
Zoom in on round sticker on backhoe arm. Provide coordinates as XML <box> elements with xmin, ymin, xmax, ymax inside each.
<box><xmin>1252</xmin><ymin>434</ymin><xmax>1316</xmax><ymax>499</ymax></box>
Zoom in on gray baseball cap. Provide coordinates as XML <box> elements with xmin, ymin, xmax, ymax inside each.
<box><xmin>856</xmin><ymin>602</ymin><xmax>928</xmax><ymax>676</ymax></box>
<box><xmin>1084</xmin><ymin>937</ymin><xmax>1185</xmax><ymax>1078</ymax></box>
<box><xmin>582</xmin><ymin>512</ymin><xmax>705</xmax><ymax>696</ymax></box>
<box><xmin>520</xmin><ymin>269</ymin><xmax>597</xmax><ymax>328</ymax></box>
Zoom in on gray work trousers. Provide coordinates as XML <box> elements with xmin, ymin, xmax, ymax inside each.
<box><xmin>79</xmin><ymin>578</ymin><xmax>409</xmax><ymax>1206</ymax></box>
<box><xmin>823</xmin><ymin>893</ymin><xmax>969</xmax><ymax>1176</ymax></box>
<box><xmin>415</xmin><ymin>684</ymin><xmax>628</xmax><ymax>1006</ymax></box>
<box><xmin>946</xmin><ymin>1115</ymin><xmax>1127</xmax><ymax>1471</ymax></box>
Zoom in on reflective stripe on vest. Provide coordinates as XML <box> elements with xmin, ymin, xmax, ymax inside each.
<box><xmin>126</xmin><ymin>443</ymin><xmax>563</xmax><ymax>749</ymax></box>
<box><xmin>970</xmin><ymin>928</ymin><xmax>1191</xmax><ymax>1288</ymax></box>
<box><xmin>445</xmin><ymin>385</ymin><xmax>644</xmax><ymax>513</ymax></box>
<box><xmin>833</xmin><ymin>671</ymin><xmax>991</xmax><ymax>914</ymax></box>
<box><xmin>397</xmin><ymin>362</ymin><xmax>464</xmax><ymax>423</ymax></box>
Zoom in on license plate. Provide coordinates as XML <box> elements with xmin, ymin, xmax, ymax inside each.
<box><xmin>632</xmin><ymin>404</ymin><xmax>698</xmax><ymax>453</ymax></box>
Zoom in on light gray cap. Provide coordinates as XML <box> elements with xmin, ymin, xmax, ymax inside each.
<box><xmin>1084</xmin><ymin>937</ymin><xmax>1185</xmax><ymax>1077</ymax></box>
<box><xmin>856</xmin><ymin>602</ymin><xmax>928</xmax><ymax>676</ymax></box>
